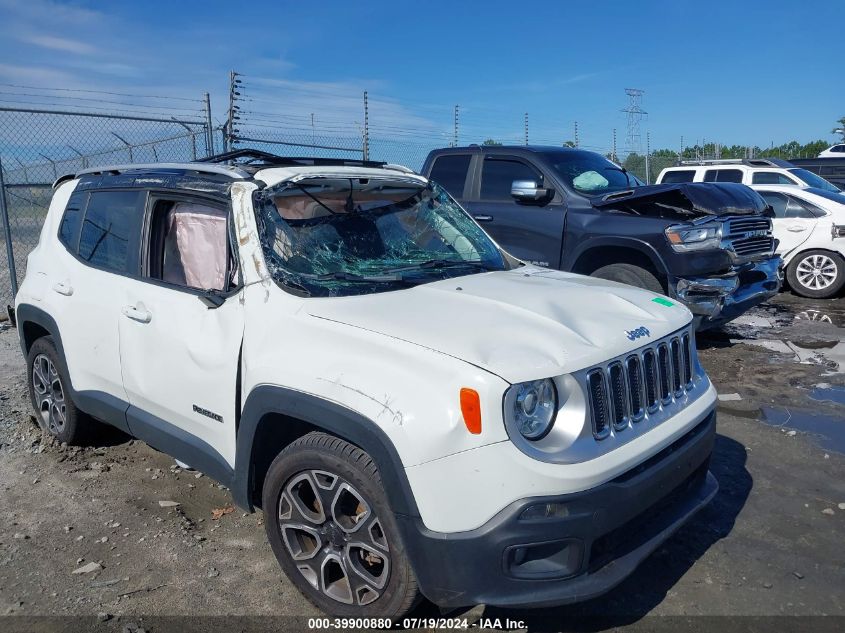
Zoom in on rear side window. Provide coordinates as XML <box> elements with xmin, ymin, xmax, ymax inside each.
<box><xmin>78</xmin><ymin>190</ymin><xmax>145</xmax><ymax>273</ymax></box>
<box><xmin>758</xmin><ymin>192</ymin><xmax>788</xmax><ymax>218</ymax></box>
<box><xmin>660</xmin><ymin>170</ymin><xmax>695</xmax><ymax>183</ymax></box>
<box><xmin>703</xmin><ymin>169</ymin><xmax>743</xmax><ymax>183</ymax></box>
<box><xmin>480</xmin><ymin>158</ymin><xmax>543</xmax><ymax>200</ymax></box>
<box><xmin>751</xmin><ymin>172</ymin><xmax>796</xmax><ymax>185</ymax></box>
<box><xmin>429</xmin><ymin>155</ymin><xmax>471</xmax><ymax>198</ymax></box>
<box><xmin>58</xmin><ymin>189</ymin><xmax>88</xmax><ymax>251</ymax></box>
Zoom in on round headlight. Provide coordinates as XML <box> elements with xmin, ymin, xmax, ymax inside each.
<box><xmin>505</xmin><ymin>378</ymin><xmax>557</xmax><ymax>440</ymax></box>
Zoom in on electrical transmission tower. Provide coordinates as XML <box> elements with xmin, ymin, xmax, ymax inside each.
<box><xmin>622</xmin><ymin>88</ymin><xmax>646</xmax><ymax>154</ymax></box>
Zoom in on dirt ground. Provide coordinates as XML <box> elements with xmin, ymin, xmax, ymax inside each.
<box><xmin>0</xmin><ymin>292</ymin><xmax>843</xmax><ymax>632</ymax></box>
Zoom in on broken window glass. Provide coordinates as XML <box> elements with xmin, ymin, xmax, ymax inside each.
<box><xmin>256</xmin><ymin>179</ymin><xmax>507</xmax><ymax>297</ymax></box>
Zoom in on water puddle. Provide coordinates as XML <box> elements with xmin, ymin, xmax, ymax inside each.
<box><xmin>810</xmin><ymin>385</ymin><xmax>845</xmax><ymax>407</ymax></box>
<box><xmin>759</xmin><ymin>406</ymin><xmax>845</xmax><ymax>454</ymax></box>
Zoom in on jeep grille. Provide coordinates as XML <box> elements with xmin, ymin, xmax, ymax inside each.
<box><xmin>587</xmin><ymin>328</ymin><xmax>697</xmax><ymax>440</ymax></box>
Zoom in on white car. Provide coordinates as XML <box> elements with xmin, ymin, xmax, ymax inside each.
<box><xmin>819</xmin><ymin>144</ymin><xmax>845</xmax><ymax>158</ymax></box>
<box><xmin>752</xmin><ymin>185</ymin><xmax>845</xmax><ymax>298</ymax></box>
<box><xmin>13</xmin><ymin>150</ymin><xmax>718</xmax><ymax>618</ymax></box>
<box><xmin>657</xmin><ymin>158</ymin><xmax>841</xmax><ymax>193</ymax></box>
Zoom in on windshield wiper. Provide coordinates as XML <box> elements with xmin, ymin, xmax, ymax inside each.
<box><xmin>304</xmin><ymin>271</ymin><xmax>416</xmax><ymax>284</ymax></box>
<box><xmin>382</xmin><ymin>259</ymin><xmax>494</xmax><ymax>274</ymax></box>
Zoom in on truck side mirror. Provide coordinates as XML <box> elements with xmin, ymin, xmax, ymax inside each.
<box><xmin>511</xmin><ymin>180</ymin><xmax>552</xmax><ymax>203</ymax></box>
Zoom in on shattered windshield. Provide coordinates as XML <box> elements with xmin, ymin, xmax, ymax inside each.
<box><xmin>541</xmin><ymin>150</ymin><xmax>640</xmax><ymax>195</ymax></box>
<box><xmin>255</xmin><ymin>178</ymin><xmax>507</xmax><ymax>297</ymax></box>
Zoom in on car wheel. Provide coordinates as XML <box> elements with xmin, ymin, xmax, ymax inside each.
<box><xmin>26</xmin><ymin>336</ymin><xmax>93</xmax><ymax>445</ymax></box>
<box><xmin>591</xmin><ymin>263</ymin><xmax>664</xmax><ymax>293</ymax></box>
<box><xmin>787</xmin><ymin>250</ymin><xmax>845</xmax><ymax>299</ymax></box>
<box><xmin>262</xmin><ymin>432</ymin><xmax>421</xmax><ymax>618</ymax></box>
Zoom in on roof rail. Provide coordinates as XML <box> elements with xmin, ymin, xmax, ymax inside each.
<box><xmin>197</xmin><ymin>149</ymin><xmax>388</xmax><ymax>169</ymax></box>
<box><xmin>64</xmin><ymin>162</ymin><xmax>251</xmax><ymax>185</ymax></box>
<box><xmin>677</xmin><ymin>158</ymin><xmax>792</xmax><ymax>168</ymax></box>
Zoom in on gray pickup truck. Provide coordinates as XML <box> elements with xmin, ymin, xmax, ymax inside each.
<box><xmin>422</xmin><ymin>145</ymin><xmax>783</xmax><ymax>329</ymax></box>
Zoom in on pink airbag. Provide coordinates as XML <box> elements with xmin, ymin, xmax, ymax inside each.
<box><xmin>162</xmin><ymin>202</ymin><xmax>228</xmax><ymax>291</ymax></box>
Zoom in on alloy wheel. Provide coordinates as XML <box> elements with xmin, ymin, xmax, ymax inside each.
<box><xmin>31</xmin><ymin>353</ymin><xmax>66</xmax><ymax>435</ymax></box>
<box><xmin>796</xmin><ymin>254</ymin><xmax>838</xmax><ymax>290</ymax></box>
<box><xmin>278</xmin><ymin>470</ymin><xmax>390</xmax><ymax>606</ymax></box>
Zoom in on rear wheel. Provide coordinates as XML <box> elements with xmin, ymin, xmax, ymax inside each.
<box><xmin>787</xmin><ymin>250</ymin><xmax>845</xmax><ymax>298</ymax></box>
<box><xmin>26</xmin><ymin>336</ymin><xmax>94</xmax><ymax>445</ymax></box>
<box><xmin>262</xmin><ymin>432</ymin><xmax>421</xmax><ymax>618</ymax></box>
<box><xmin>591</xmin><ymin>263</ymin><xmax>664</xmax><ymax>293</ymax></box>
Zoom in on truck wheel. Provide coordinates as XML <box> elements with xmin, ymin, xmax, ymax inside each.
<box><xmin>26</xmin><ymin>336</ymin><xmax>93</xmax><ymax>445</ymax></box>
<box><xmin>591</xmin><ymin>263</ymin><xmax>663</xmax><ymax>293</ymax></box>
<box><xmin>787</xmin><ymin>250</ymin><xmax>845</xmax><ymax>298</ymax></box>
<box><xmin>262</xmin><ymin>432</ymin><xmax>421</xmax><ymax>618</ymax></box>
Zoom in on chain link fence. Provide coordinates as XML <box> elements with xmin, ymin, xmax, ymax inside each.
<box><xmin>0</xmin><ymin>107</ymin><xmax>212</xmax><ymax>308</ymax></box>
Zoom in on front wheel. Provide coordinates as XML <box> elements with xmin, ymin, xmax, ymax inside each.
<box><xmin>591</xmin><ymin>263</ymin><xmax>664</xmax><ymax>293</ymax></box>
<box><xmin>787</xmin><ymin>250</ymin><xmax>845</xmax><ymax>298</ymax></box>
<box><xmin>262</xmin><ymin>432</ymin><xmax>421</xmax><ymax>617</ymax></box>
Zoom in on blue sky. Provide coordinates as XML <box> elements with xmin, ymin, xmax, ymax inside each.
<box><xmin>0</xmin><ymin>0</ymin><xmax>842</xmax><ymax>154</ymax></box>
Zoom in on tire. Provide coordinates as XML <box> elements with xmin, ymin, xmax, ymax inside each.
<box><xmin>262</xmin><ymin>432</ymin><xmax>421</xmax><ymax>618</ymax></box>
<box><xmin>787</xmin><ymin>250</ymin><xmax>845</xmax><ymax>299</ymax></box>
<box><xmin>26</xmin><ymin>336</ymin><xmax>94</xmax><ymax>445</ymax></box>
<box><xmin>591</xmin><ymin>263</ymin><xmax>664</xmax><ymax>293</ymax></box>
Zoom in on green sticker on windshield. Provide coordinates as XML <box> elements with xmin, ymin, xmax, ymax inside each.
<box><xmin>652</xmin><ymin>297</ymin><xmax>674</xmax><ymax>307</ymax></box>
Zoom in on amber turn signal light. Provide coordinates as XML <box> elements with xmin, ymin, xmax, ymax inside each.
<box><xmin>460</xmin><ymin>388</ymin><xmax>482</xmax><ymax>434</ymax></box>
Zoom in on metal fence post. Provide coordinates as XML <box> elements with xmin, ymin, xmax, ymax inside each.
<box><xmin>0</xmin><ymin>155</ymin><xmax>19</xmax><ymax>299</ymax></box>
<box><xmin>204</xmin><ymin>92</ymin><xmax>214</xmax><ymax>157</ymax></box>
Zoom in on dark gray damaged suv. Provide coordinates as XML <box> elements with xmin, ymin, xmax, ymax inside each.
<box><xmin>422</xmin><ymin>145</ymin><xmax>783</xmax><ymax>329</ymax></box>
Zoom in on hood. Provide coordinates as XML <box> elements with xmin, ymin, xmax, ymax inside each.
<box><xmin>591</xmin><ymin>182</ymin><xmax>768</xmax><ymax>219</ymax></box>
<box><xmin>305</xmin><ymin>267</ymin><xmax>692</xmax><ymax>384</ymax></box>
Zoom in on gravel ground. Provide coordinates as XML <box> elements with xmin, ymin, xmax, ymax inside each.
<box><xmin>0</xmin><ymin>292</ymin><xmax>843</xmax><ymax>632</ymax></box>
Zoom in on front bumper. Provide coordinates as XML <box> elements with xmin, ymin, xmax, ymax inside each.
<box><xmin>396</xmin><ymin>410</ymin><xmax>717</xmax><ymax>609</ymax></box>
<box><xmin>672</xmin><ymin>256</ymin><xmax>782</xmax><ymax>329</ymax></box>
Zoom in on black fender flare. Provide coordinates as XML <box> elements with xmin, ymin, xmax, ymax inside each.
<box><xmin>568</xmin><ymin>236</ymin><xmax>670</xmax><ymax>277</ymax></box>
<box><xmin>233</xmin><ymin>384</ymin><xmax>421</xmax><ymax>518</ymax></box>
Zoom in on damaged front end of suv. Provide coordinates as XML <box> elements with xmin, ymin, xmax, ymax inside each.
<box><xmin>588</xmin><ymin>182</ymin><xmax>783</xmax><ymax>328</ymax></box>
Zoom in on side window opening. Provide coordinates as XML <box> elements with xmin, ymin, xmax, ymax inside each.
<box><xmin>703</xmin><ymin>169</ymin><xmax>743</xmax><ymax>183</ymax></box>
<box><xmin>58</xmin><ymin>189</ymin><xmax>88</xmax><ymax>252</ymax></box>
<box><xmin>428</xmin><ymin>154</ymin><xmax>471</xmax><ymax>199</ymax></box>
<box><xmin>77</xmin><ymin>190</ymin><xmax>144</xmax><ymax>274</ymax></box>
<box><xmin>759</xmin><ymin>192</ymin><xmax>788</xmax><ymax>218</ymax></box>
<box><xmin>480</xmin><ymin>158</ymin><xmax>543</xmax><ymax>201</ymax></box>
<box><xmin>147</xmin><ymin>198</ymin><xmax>234</xmax><ymax>292</ymax></box>
<box><xmin>660</xmin><ymin>170</ymin><xmax>696</xmax><ymax>184</ymax></box>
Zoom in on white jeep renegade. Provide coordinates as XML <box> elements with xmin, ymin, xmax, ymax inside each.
<box><xmin>14</xmin><ymin>150</ymin><xmax>719</xmax><ymax>618</ymax></box>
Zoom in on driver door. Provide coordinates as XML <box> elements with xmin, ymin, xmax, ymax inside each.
<box><xmin>462</xmin><ymin>155</ymin><xmax>566</xmax><ymax>268</ymax></box>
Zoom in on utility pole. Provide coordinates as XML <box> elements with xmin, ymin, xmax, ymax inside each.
<box><xmin>524</xmin><ymin>112</ymin><xmax>529</xmax><ymax>145</ymax></box>
<box><xmin>679</xmin><ymin>135</ymin><xmax>683</xmax><ymax>164</ymax></box>
<box><xmin>453</xmin><ymin>105</ymin><xmax>459</xmax><ymax>147</ymax></box>
<box><xmin>362</xmin><ymin>91</ymin><xmax>369</xmax><ymax>161</ymax></box>
<box><xmin>311</xmin><ymin>113</ymin><xmax>316</xmax><ymax>148</ymax></box>
<box><xmin>574</xmin><ymin>121</ymin><xmax>579</xmax><ymax>148</ymax></box>
<box><xmin>645</xmin><ymin>131</ymin><xmax>651</xmax><ymax>185</ymax></box>
<box><xmin>612</xmin><ymin>128</ymin><xmax>617</xmax><ymax>162</ymax></box>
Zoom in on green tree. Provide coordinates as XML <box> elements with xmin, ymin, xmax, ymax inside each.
<box><xmin>562</xmin><ymin>140</ymin><xmax>576</xmax><ymax>148</ymax></box>
<box><xmin>832</xmin><ymin>117</ymin><xmax>845</xmax><ymax>140</ymax></box>
<box><xmin>482</xmin><ymin>139</ymin><xmax>501</xmax><ymax>146</ymax></box>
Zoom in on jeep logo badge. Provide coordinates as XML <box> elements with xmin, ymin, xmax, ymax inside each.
<box><xmin>625</xmin><ymin>326</ymin><xmax>651</xmax><ymax>341</ymax></box>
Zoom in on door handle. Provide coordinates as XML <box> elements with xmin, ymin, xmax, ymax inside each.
<box><xmin>473</xmin><ymin>214</ymin><xmax>494</xmax><ymax>222</ymax></box>
<box><xmin>122</xmin><ymin>305</ymin><xmax>152</xmax><ymax>324</ymax></box>
<box><xmin>52</xmin><ymin>281</ymin><xmax>73</xmax><ymax>296</ymax></box>
<box><xmin>786</xmin><ymin>225</ymin><xmax>807</xmax><ymax>232</ymax></box>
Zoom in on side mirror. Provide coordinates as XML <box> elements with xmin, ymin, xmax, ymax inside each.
<box><xmin>511</xmin><ymin>180</ymin><xmax>551</xmax><ymax>202</ymax></box>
